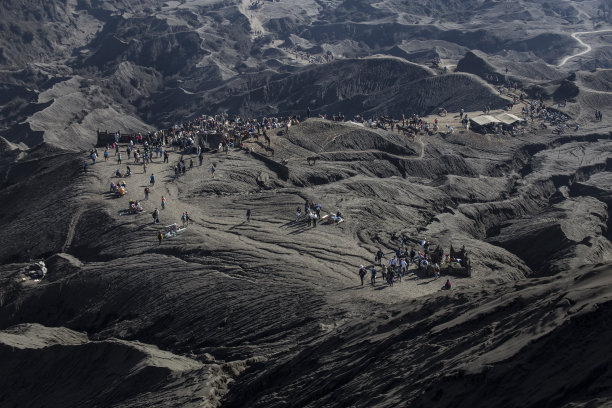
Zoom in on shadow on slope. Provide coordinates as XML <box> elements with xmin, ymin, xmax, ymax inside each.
<box><xmin>0</xmin><ymin>323</ymin><xmax>210</xmax><ymax>408</ymax></box>
<box><xmin>208</xmin><ymin>58</ymin><xmax>507</xmax><ymax>118</ymax></box>
<box><xmin>221</xmin><ymin>263</ymin><xmax>612</xmax><ymax>408</ymax></box>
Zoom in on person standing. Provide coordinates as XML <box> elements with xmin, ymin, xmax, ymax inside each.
<box><xmin>152</xmin><ymin>208</ymin><xmax>159</xmax><ymax>224</ymax></box>
<box><xmin>150</xmin><ymin>173</ymin><xmax>155</xmax><ymax>186</ymax></box>
<box><xmin>359</xmin><ymin>265</ymin><xmax>366</xmax><ymax>286</ymax></box>
<box><xmin>211</xmin><ymin>164</ymin><xmax>216</xmax><ymax>178</ymax></box>
<box><xmin>157</xmin><ymin>230</ymin><xmax>163</xmax><ymax>245</ymax></box>
<box><xmin>144</xmin><ymin>187</ymin><xmax>150</xmax><ymax>200</ymax></box>
<box><xmin>246</xmin><ymin>208</ymin><xmax>252</xmax><ymax>222</ymax></box>
<box><xmin>161</xmin><ymin>196</ymin><xmax>166</xmax><ymax>209</ymax></box>
<box><xmin>375</xmin><ymin>248</ymin><xmax>384</xmax><ymax>265</ymax></box>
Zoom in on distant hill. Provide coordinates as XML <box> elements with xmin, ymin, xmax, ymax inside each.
<box><xmin>201</xmin><ymin>58</ymin><xmax>508</xmax><ymax>118</ymax></box>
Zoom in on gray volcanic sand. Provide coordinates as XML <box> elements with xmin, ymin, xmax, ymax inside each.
<box><xmin>1</xmin><ymin>99</ymin><xmax>611</xmax><ymax>406</ymax></box>
<box><xmin>0</xmin><ymin>0</ymin><xmax>612</xmax><ymax>406</ymax></box>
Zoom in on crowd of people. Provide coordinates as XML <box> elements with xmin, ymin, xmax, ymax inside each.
<box><xmin>90</xmin><ymin>107</ymin><xmax>487</xmax><ymax>295</ymax></box>
<box><xmin>94</xmin><ymin>112</ymin><xmax>314</xmax><ymax>246</ymax></box>
<box><xmin>357</xmin><ymin>237</ymin><xmax>472</xmax><ymax>291</ymax></box>
<box><xmin>296</xmin><ymin>201</ymin><xmax>344</xmax><ymax>227</ymax></box>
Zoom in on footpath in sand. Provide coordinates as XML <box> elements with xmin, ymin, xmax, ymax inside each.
<box><xmin>92</xmin><ymin>141</ymin><xmax>455</xmax><ymax>306</ymax></box>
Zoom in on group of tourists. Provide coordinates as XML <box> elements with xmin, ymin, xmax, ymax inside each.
<box><xmin>360</xmin><ymin>238</ymin><xmax>461</xmax><ymax>291</ymax></box>
<box><xmin>93</xmin><ymin>132</ymin><xmax>200</xmax><ymax>242</ymax></box>
<box><xmin>110</xmin><ymin>180</ymin><xmax>127</xmax><ymax>197</ymax></box>
<box><xmin>303</xmin><ymin>201</ymin><xmax>322</xmax><ymax>227</ymax></box>
<box><xmin>93</xmin><ymin>108</ymin><xmax>474</xmax><ymax>299</ymax></box>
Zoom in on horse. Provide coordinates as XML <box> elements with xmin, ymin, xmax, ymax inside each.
<box><xmin>396</xmin><ymin>126</ymin><xmax>416</xmax><ymax>140</ymax></box>
<box><xmin>307</xmin><ymin>156</ymin><xmax>320</xmax><ymax>165</ymax></box>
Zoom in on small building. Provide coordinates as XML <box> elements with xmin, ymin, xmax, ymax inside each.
<box><xmin>469</xmin><ymin>115</ymin><xmax>501</xmax><ymax>132</ymax></box>
<box><xmin>496</xmin><ymin>113</ymin><xmax>523</xmax><ymax>128</ymax></box>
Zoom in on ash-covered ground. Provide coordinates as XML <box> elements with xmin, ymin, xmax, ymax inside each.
<box><xmin>1</xmin><ymin>1</ymin><xmax>612</xmax><ymax>407</ymax></box>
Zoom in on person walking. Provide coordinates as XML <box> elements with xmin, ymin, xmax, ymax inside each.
<box><xmin>246</xmin><ymin>208</ymin><xmax>252</xmax><ymax>222</ymax></box>
<box><xmin>211</xmin><ymin>164</ymin><xmax>216</xmax><ymax>178</ymax></box>
<box><xmin>359</xmin><ymin>265</ymin><xmax>366</xmax><ymax>286</ymax></box>
<box><xmin>152</xmin><ymin>208</ymin><xmax>159</xmax><ymax>224</ymax></box>
<box><xmin>157</xmin><ymin>230</ymin><xmax>163</xmax><ymax>245</ymax></box>
<box><xmin>150</xmin><ymin>173</ymin><xmax>155</xmax><ymax>186</ymax></box>
<box><xmin>161</xmin><ymin>196</ymin><xmax>166</xmax><ymax>209</ymax></box>
<box><xmin>144</xmin><ymin>187</ymin><xmax>150</xmax><ymax>200</ymax></box>
<box><xmin>370</xmin><ymin>267</ymin><xmax>376</xmax><ymax>286</ymax></box>
<box><xmin>375</xmin><ymin>248</ymin><xmax>384</xmax><ymax>265</ymax></box>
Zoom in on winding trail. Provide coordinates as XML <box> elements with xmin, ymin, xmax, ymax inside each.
<box><xmin>416</xmin><ymin>135</ymin><xmax>425</xmax><ymax>158</ymax></box>
<box><xmin>62</xmin><ymin>208</ymin><xmax>84</xmax><ymax>253</ymax></box>
<box><xmin>557</xmin><ymin>29</ymin><xmax>612</xmax><ymax>67</ymax></box>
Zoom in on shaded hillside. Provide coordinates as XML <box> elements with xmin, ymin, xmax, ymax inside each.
<box><xmin>0</xmin><ymin>0</ymin><xmax>602</xmax><ymax>147</ymax></box>
<box><xmin>204</xmin><ymin>58</ymin><xmax>507</xmax><ymax>118</ymax></box>
<box><xmin>221</xmin><ymin>263</ymin><xmax>612</xmax><ymax>408</ymax></box>
<box><xmin>0</xmin><ymin>324</ymin><xmax>220</xmax><ymax>408</ymax></box>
